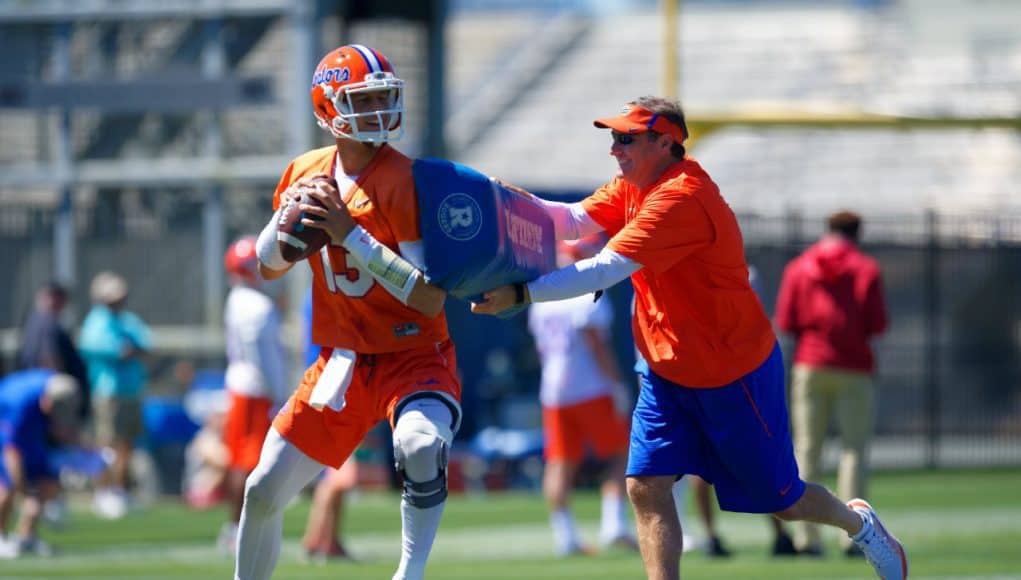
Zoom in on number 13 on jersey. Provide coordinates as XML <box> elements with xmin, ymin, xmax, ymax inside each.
<box><xmin>320</xmin><ymin>244</ymin><xmax>373</xmax><ymax>297</ymax></box>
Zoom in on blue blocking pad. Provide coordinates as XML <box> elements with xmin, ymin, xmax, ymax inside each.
<box><xmin>413</xmin><ymin>157</ymin><xmax>556</xmax><ymax>315</ymax></box>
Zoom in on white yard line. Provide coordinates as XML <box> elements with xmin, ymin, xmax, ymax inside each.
<box><xmin>17</xmin><ymin>504</ymin><xmax>1021</xmax><ymax>573</ymax></box>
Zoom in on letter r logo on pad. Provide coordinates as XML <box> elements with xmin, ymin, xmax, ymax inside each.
<box><xmin>437</xmin><ymin>193</ymin><xmax>483</xmax><ymax>241</ymax></box>
<box><xmin>448</xmin><ymin>207</ymin><xmax>473</xmax><ymax>228</ymax></box>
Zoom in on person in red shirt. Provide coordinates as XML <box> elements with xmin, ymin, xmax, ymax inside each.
<box><xmin>237</xmin><ymin>44</ymin><xmax>460</xmax><ymax>580</ymax></box>
<box><xmin>473</xmin><ymin>96</ymin><xmax>907</xmax><ymax>580</ymax></box>
<box><xmin>775</xmin><ymin>210</ymin><xmax>889</xmax><ymax>557</ymax></box>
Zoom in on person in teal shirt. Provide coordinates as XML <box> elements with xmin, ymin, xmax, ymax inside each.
<box><xmin>79</xmin><ymin>271</ymin><xmax>151</xmax><ymax>519</ymax></box>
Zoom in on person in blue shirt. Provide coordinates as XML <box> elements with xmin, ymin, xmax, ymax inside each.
<box><xmin>0</xmin><ymin>369</ymin><xmax>82</xmax><ymax>558</ymax></box>
<box><xmin>79</xmin><ymin>271</ymin><xmax>151</xmax><ymax>519</ymax></box>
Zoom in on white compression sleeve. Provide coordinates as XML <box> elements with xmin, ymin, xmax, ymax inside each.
<box><xmin>256</xmin><ymin>209</ymin><xmax>289</xmax><ymax>271</ymax></box>
<box><xmin>342</xmin><ymin>226</ymin><xmax>421</xmax><ymax>305</ymax></box>
<box><xmin>531</xmin><ymin>197</ymin><xmax>603</xmax><ymax>241</ymax></box>
<box><xmin>235</xmin><ymin>428</ymin><xmax>326</xmax><ymax>580</ymax></box>
<box><xmin>397</xmin><ymin>240</ymin><xmax>426</xmax><ymax>270</ymax></box>
<box><xmin>527</xmin><ymin>248</ymin><xmax>641</xmax><ymax>303</ymax></box>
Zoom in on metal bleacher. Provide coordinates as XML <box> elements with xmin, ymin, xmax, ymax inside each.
<box><xmin>0</xmin><ymin>0</ymin><xmax>436</xmax><ymax>360</ymax></box>
<box><xmin>0</xmin><ymin>0</ymin><xmax>322</xmax><ymax>363</ymax></box>
<box><xmin>445</xmin><ymin>10</ymin><xmax>592</xmax><ymax>155</ymax></box>
<box><xmin>450</xmin><ymin>1</ymin><xmax>1021</xmax><ymax>225</ymax></box>
<box><xmin>0</xmin><ymin>0</ymin><xmax>313</xmax><ymax>187</ymax></box>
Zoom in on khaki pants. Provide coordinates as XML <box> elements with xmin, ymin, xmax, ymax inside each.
<box><xmin>791</xmin><ymin>364</ymin><xmax>875</xmax><ymax>551</ymax></box>
<box><xmin>93</xmin><ymin>396</ymin><xmax>145</xmax><ymax>448</ymax></box>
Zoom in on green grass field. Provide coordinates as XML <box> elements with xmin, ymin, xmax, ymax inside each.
<box><xmin>5</xmin><ymin>468</ymin><xmax>1021</xmax><ymax>579</ymax></box>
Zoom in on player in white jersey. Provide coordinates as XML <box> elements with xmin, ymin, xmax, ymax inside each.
<box><xmin>526</xmin><ymin>234</ymin><xmax>637</xmax><ymax>556</ymax></box>
<box><xmin>218</xmin><ymin>236</ymin><xmax>290</xmax><ymax>554</ymax></box>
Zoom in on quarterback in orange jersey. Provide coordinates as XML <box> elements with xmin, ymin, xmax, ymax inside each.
<box><xmin>236</xmin><ymin>44</ymin><xmax>460</xmax><ymax>580</ymax></box>
<box><xmin>473</xmin><ymin>97</ymin><xmax>908</xmax><ymax>580</ymax></box>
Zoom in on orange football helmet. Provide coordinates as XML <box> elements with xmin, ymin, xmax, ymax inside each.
<box><xmin>310</xmin><ymin>44</ymin><xmax>404</xmax><ymax>143</ymax></box>
<box><xmin>224</xmin><ymin>235</ymin><xmax>259</xmax><ymax>283</ymax></box>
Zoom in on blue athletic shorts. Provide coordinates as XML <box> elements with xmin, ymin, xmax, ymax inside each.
<box><xmin>626</xmin><ymin>342</ymin><xmax>805</xmax><ymax>513</ymax></box>
<box><xmin>0</xmin><ymin>442</ymin><xmax>58</xmax><ymax>489</ymax></box>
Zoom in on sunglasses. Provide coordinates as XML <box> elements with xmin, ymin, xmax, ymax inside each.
<box><xmin>611</xmin><ymin>132</ymin><xmax>636</xmax><ymax>146</ymax></box>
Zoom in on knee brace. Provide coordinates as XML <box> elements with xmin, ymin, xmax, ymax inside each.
<box><xmin>392</xmin><ymin>401</ymin><xmax>454</xmax><ymax>509</ymax></box>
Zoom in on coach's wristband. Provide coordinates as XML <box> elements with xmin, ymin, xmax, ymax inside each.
<box><xmin>513</xmin><ymin>282</ymin><xmax>529</xmax><ymax>305</ymax></box>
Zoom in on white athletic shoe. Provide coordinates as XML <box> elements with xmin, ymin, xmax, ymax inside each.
<box><xmin>848</xmin><ymin>499</ymin><xmax>908</xmax><ymax>580</ymax></box>
<box><xmin>0</xmin><ymin>536</ymin><xmax>20</xmax><ymax>559</ymax></box>
<box><xmin>216</xmin><ymin>522</ymin><xmax>238</xmax><ymax>556</ymax></box>
<box><xmin>94</xmin><ymin>488</ymin><xmax>129</xmax><ymax>520</ymax></box>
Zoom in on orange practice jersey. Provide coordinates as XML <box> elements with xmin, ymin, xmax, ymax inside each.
<box><xmin>272</xmin><ymin>144</ymin><xmax>449</xmax><ymax>354</ymax></box>
<box><xmin>582</xmin><ymin>157</ymin><xmax>776</xmax><ymax>388</ymax></box>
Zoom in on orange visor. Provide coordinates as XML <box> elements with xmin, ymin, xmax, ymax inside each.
<box><xmin>594</xmin><ymin>104</ymin><xmax>687</xmax><ymax>143</ymax></box>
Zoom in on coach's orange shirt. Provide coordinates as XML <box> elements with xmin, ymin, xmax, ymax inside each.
<box><xmin>582</xmin><ymin>157</ymin><xmax>775</xmax><ymax>388</ymax></box>
<box><xmin>272</xmin><ymin>144</ymin><xmax>449</xmax><ymax>354</ymax></box>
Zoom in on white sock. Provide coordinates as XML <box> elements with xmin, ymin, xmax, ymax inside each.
<box><xmin>850</xmin><ymin>510</ymin><xmax>871</xmax><ymax>541</ymax></box>
<box><xmin>550</xmin><ymin>507</ymin><xmax>581</xmax><ymax>554</ymax></box>
<box><xmin>599</xmin><ymin>494</ymin><xmax>631</xmax><ymax>543</ymax></box>
<box><xmin>392</xmin><ymin>499</ymin><xmax>445</xmax><ymax>580</ymax></box>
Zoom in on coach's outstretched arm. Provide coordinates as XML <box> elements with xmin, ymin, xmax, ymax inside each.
<box><xmin>497</xmin><ymin>179</ymin><xmax>603</xmax><ymax>242</ymax></box>
<box><xmin>472</xmin><ymin>248</ymin><xmax>640</xmax><ymax>315</ymax></box>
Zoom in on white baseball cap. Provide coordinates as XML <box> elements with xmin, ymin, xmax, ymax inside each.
<box><xmin>90</xmin><ymin>271</ymin><xmax>129</xmax><ymax>305</ymax></box>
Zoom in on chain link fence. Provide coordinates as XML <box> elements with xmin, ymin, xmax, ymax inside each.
<box><xmin>2</xmin><ymin>193</ymin><xmax>1019</xmax><ymax>467</ymax></box>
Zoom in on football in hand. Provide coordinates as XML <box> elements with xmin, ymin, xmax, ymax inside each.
<box><xmin>276</xmin><ymin>176</ymin><xmax>336</xmax><ymax>262</ymax></box>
